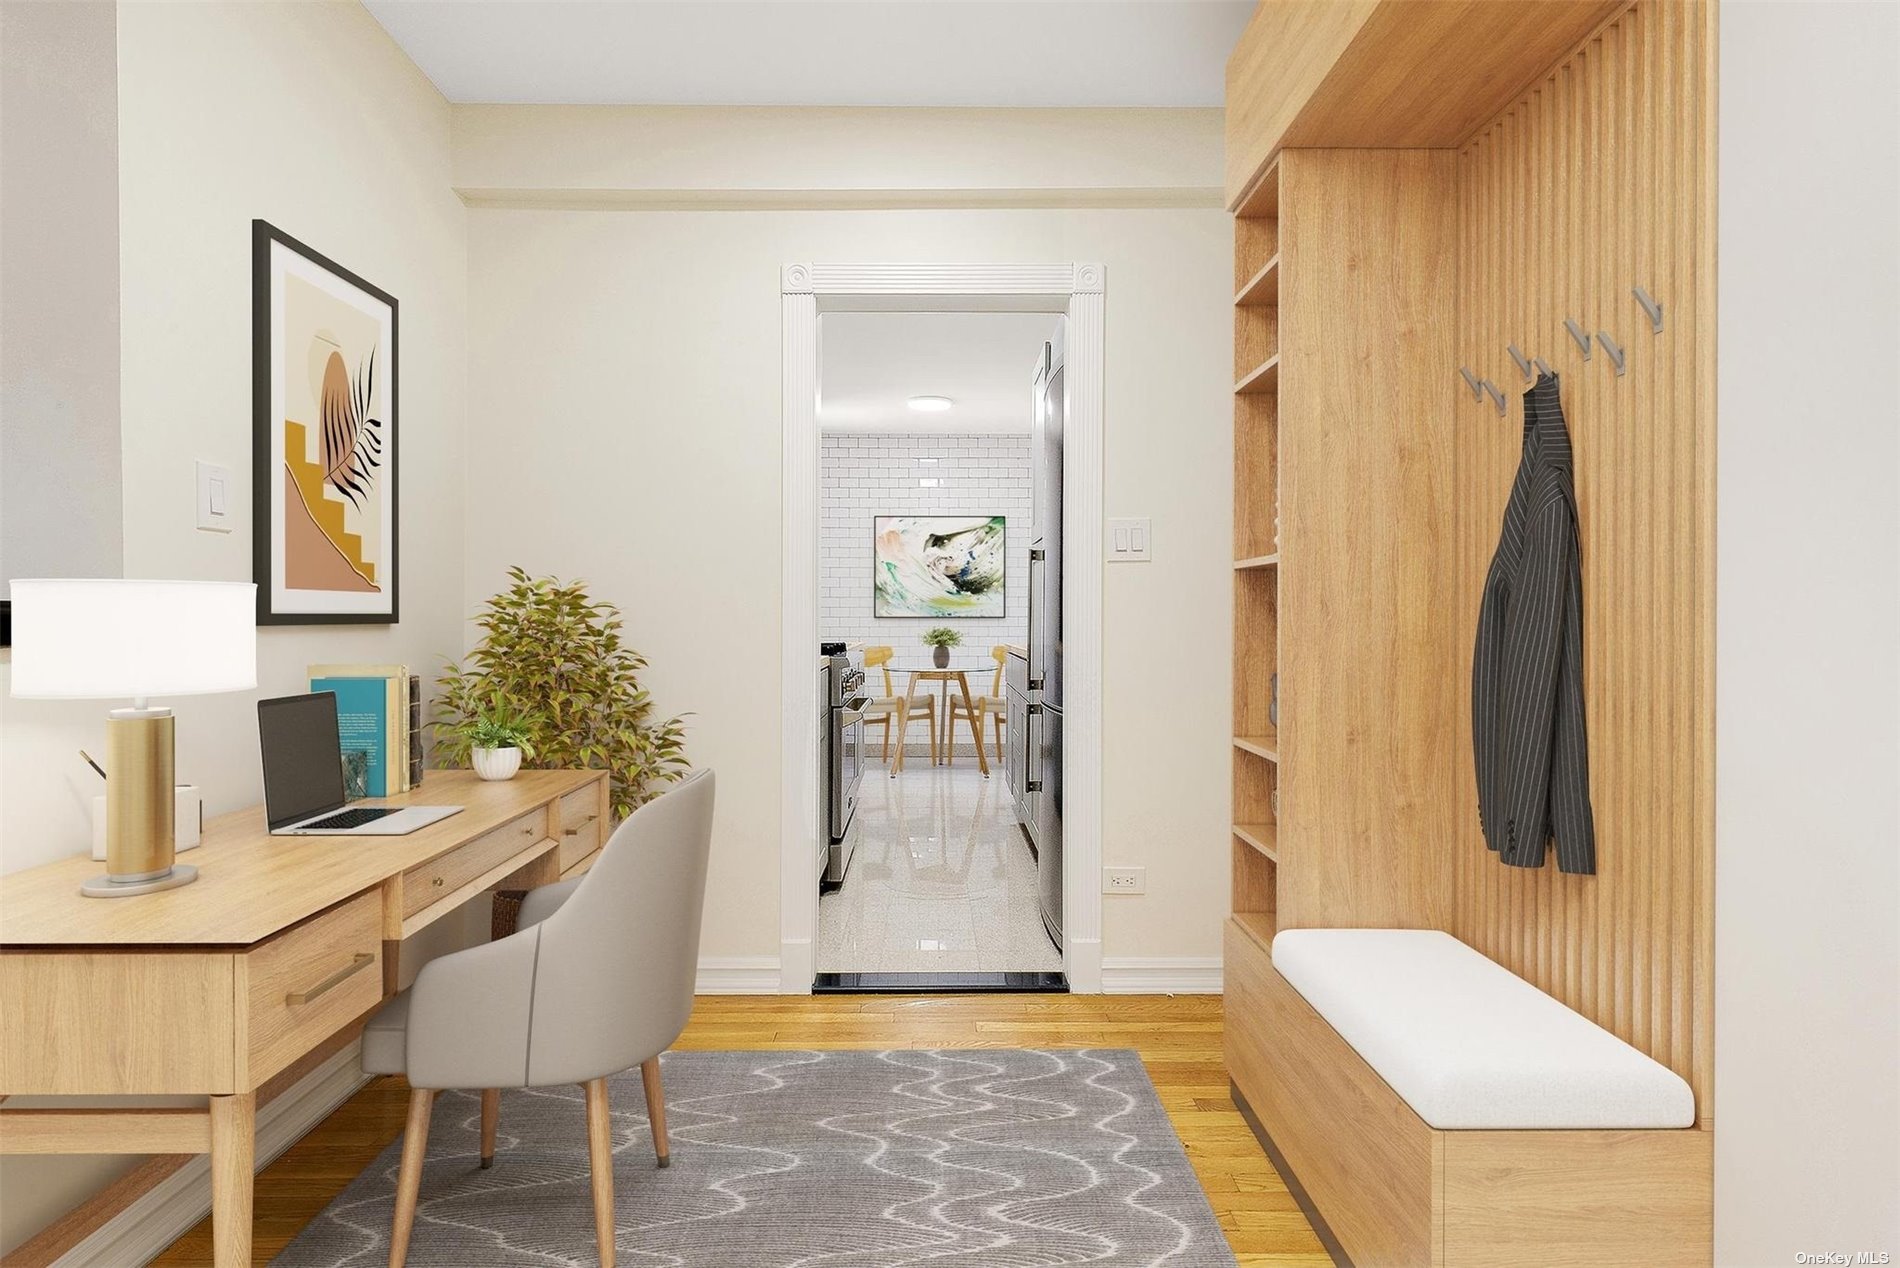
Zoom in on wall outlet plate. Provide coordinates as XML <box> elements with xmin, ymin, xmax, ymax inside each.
<box><xmin>1107</xmin><ymin>517</ymin><xmax>1151</xmax><ymax>562</ymax></box>
<box><xmin>1103</xmin><ymin>866</ymin><xmax>1146</xmax><ymax>894</ymax></box>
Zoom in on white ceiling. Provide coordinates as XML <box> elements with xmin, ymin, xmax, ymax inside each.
<box><xmin>819</xmin><ymin>312</ymin><xmax>1060</xmax><ymax>434</ymax></box>
<box><xmin>362</xmin><ymin>1</ymin><xmax>1252</xmax><ymax>107</ymax></box>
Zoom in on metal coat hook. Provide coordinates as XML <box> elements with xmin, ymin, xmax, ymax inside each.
<box><xmin>1458</xmin><ymin>366</ymin><xmax>1484</xmax><ymax>401</ymax></box>
<box><xmin>1534</xmin><ymin>357</ymin><xmax>1555</xmax><ymax>377</ymax></box>
<box><xmin>1597</xmin><ymin>331</ymin><xmax>1627</xmax><ymax>376</ymax></box>
<box><xmin>1633</xmin><ymin>287</ymin><xmax>1664</xmax><ymax>334</ymax></box>
<box><xmin>1507</xmin><ymin>345</ymin><xmax>1534</xmax><ymax>381</ymax></box>
<box><xmin>1564</xmin><ymin>319</ymin><xmax>1593</xmax><ymax>359</ymax></box>
<box><xmin>1480</xmin><ymin>379</ymin><xmax>1507</xmax><ymax>416</ymax></box>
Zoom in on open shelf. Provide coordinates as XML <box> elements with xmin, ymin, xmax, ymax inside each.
<box><xmin>1230</xmin><ymin>911</ymin><xmax>1277</xmax><ymax>956</ymax></box>
<box><xmin>1234</xmin><ymin>822</ymin><xmax>1279</xmax><ymax>862</ymax></box>
<box><xmin>1234</xmin><ymin>553</ymin><xmax>1279</xmax><ymax>570</ymax></box>
<box><xmin>1234</xmin><ymin>733</ymin><xmax>1279</xmax><ymax>762</ymax></box>
<box><xmin>1234</xmin><ymin>355</ymin><xmax>1280</xmax><ymax>396</ymax></box>
<box><xmin>1235</xmin><ymin>255</ymin><xmax>1280</xmax><ymax>308</ymax></box>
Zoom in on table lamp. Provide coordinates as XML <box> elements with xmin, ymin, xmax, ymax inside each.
<box><xmin>8</xmin><ymin>579</ymin><xmax>256</xmax><ymax>897</ymax></box>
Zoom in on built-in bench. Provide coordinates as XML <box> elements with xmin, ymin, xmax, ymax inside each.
<box><xmin>1222</xmin><ymin>923</ymin><xmax>1712</xmax><ymax>1267</ymax></box>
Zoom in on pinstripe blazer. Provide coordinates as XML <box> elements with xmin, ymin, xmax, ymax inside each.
<box><xmin>1471</xmin><ymin>373</ymin><xmax>1597</xmax><ymax>874</ymax></box>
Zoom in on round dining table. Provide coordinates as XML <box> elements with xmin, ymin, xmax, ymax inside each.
<box><xmin>887</xmin><ymin>662</ymin><xmax>993</xmax><ymax>776</ymax></box>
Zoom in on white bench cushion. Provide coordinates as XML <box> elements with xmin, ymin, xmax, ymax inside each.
<box><xmin>1271</xmin><ymin>928</ymin><xmax>1695</xmax><ymax>1130</ymax></box>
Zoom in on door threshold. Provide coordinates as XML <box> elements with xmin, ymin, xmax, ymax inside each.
<box><xmin>812</xmin><ymin>971</ymin><xmax>1069</xmax><ymax>994</ymax></box>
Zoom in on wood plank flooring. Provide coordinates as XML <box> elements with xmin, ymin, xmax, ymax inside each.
<box><xmin>152</xmin><ymin>993</ymin><xmax>1329</xmax><ymax>1266</ymax></box>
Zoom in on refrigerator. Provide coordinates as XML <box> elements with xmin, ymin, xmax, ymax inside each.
<box><xmin>1029</xmin><ymin>335</ymin><xmax>1065</xmax><ymax>948</ymax></box>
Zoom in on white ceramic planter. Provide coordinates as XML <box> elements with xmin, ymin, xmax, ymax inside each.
<box><xmin>472</xmin><ymin>745</ymin><xmax>523</xmax><ymax>781</ymax></box>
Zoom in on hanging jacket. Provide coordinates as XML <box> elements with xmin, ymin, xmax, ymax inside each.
<box><xmin>1471</xmin><ymin>372</ymin><xmax>1597</xmax><ymax>874</ymax></box>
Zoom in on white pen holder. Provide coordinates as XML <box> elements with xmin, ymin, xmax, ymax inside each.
<box><xmin>92</xmin><ymin>786</ymin><xmax>202</xmax><ymax>861</ymax></box>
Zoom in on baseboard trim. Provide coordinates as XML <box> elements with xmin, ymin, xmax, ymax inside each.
<box><xmin>1100</xmin><ymin>956</ymin><xmax>1223</xmax><ymax>994</ymax></box>
<box><xmin>696</xmin><ymin>956</ymin><xmax>782</xmax><ymax>994</ymax></box>
<box><xmin>53</xmin><ymin>1042</ymin><xmax>371</xmax><ymax>1268</ymax></box>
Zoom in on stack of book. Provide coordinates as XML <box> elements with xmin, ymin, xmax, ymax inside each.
<box><xmin>307</xmin><ymin>663</ymin><xmax>425</xmax><ymax>796</ymax></box>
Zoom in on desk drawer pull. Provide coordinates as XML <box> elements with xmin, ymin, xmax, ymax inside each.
<box><xmin>287</xmin><ymin>953</ymin><xmax>374</xmax><ymax>1006</ymax></box>
<box><xmin>564</xmin><ymin>814</ymin><xmax>599</xmax><ymax>837</ymax></box>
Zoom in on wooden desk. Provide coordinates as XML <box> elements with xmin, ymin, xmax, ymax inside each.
<box><xmin>0</xmin><ymin>768</ymin><xmax>608</xmax><ymax>1267</ymax></box>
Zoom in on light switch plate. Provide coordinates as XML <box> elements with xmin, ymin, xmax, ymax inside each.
<box><xmin>1106</xmin><ymin>517</ymin><xmax>1152</xmax><ymax>562</ymax></box>
<box><xmin>196</xmin><ymin>460</ymin><xmax>233</xmax><ymax>533</ymax></box>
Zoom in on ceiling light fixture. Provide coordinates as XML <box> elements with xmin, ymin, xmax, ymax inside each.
<box><xmin>907</xmin><ymin>395</ymin><xmax>954</xmax><ymax>413</ymax></box>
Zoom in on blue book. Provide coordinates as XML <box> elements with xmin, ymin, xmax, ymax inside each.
<box><xmin>313</xmin><ymin>677</ymin><xmax>390</xmax><ymax>798</ymax></box>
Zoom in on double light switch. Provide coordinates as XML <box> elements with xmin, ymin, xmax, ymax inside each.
<box><xmin>1107</xmin><ymin>517</ymin><xmax>1152</xmax><ymax>562</ymax></box>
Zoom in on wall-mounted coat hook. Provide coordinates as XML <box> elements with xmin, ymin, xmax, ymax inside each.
<box><xmin>1507</xmin><ymin>345</ymin><xmax>1534</xmax><ymax>381</ymax></box>
<box><xmin>1480</xmin><ymin>379</ymin><xmax>1507</xmax><ymax>416</ymax></box>
<box><xmin>1458</xmin><ymin>366</ymin><xmax>1484</xmax><ymax>401</ymax></box>
<box><xmin>1633</xmin><ymin>286</ymin><xmax>1664</xmax><ymax>334</ymax></box>
<box><xmin>1564</xmin><ymin>319</ymin><xmax>1593</xmax><ymax>359</ymax></box>
<box><xmin>1534</xmin><ymin>356</ymin><xmax>1555</xmax><ymax>377</ymax></box>
<box><xmin>1598</xmin><ymin>331</ymin><xmax>1627</xmax><ymax>376</ymax></box>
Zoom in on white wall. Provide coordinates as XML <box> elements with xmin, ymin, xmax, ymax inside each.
<box><xmin>821</xmin><ymin>432</ymin><xmax>1031</xmax><ymax>680</ymax></box>
<box><xmin>1715</xmin><ymin>2</ymin><xmax>1900</xmax><ymax>1262</ymax></box>
<box><xmin>0</xmin><ymin>1</ymin><xmax>470</xmax><ymax>1254</ymax></box>
<box><xmin>451</xmin><ymin>105</ymin><xmax>1225</xmax><ymax>205</ymax></box>
<box><xmin>465</xmin><ymin>205</ymin><xmax>1233</xmax><ymax>973</ymax></box>
<box><xmin>0</xmin><ymin>0</ymin><xmax>122</xmax><ymax>582</ymax></box>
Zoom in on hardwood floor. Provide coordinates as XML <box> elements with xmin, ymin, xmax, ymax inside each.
<box><xmin>152</xmin><ymin>993</ymin><xmax>1329</xmax><ymax>1266</ymax></box>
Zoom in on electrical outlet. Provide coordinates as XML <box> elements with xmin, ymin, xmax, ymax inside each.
<box><xmin>1103</xmin><ymin>866</ymin><xmax>1146</xmax><ymax>895</ymax></box>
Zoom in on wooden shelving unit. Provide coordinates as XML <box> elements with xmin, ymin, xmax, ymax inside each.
<box><xmin>1231</xmin><ymin>159</ymin><xmax>1279</xmax><ymax>956</ymax></box>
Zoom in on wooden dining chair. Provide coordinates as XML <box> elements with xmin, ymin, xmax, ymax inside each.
<box><xmin>861</xmin><ymin>645</ymin><xmax>938</xmax><ymax>766</ymax></box>
<box><xmin>948</xmin><ymin>645</ymin><xmax>1009</xmax><ymax>766</ymax></box>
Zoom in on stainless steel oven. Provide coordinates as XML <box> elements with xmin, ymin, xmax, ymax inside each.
<box><xmin>823</xmin><ymin>646</ymin><xmax>867</xmax><ymax>885</ymax></box>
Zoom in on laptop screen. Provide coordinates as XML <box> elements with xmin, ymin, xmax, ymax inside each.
<box><xmin>259</xmin><ymin>693</ymin><xmax>347</xmax><ymax>829</ymax></box>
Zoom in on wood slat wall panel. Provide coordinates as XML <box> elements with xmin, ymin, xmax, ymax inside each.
<box><xmin>1449</xmin><ymin>0</ymin><xmax>1715</xmax><ymax>1117</ymax></box>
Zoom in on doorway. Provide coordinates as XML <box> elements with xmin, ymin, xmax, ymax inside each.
<box><xmin>779</xmin><ymin>264</ymin><xmax>1106</xmax><ymax>994</ymax></box>
<box><xmin>814</xmin><ymin>312</ymin><xmax>1061</xmax><ymax>991</ymax></box>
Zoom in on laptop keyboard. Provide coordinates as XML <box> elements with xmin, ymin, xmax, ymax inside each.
<box><xmin>299</xmin><ymin>807</ymin><xmax>399</xmax><ymax>830</ymax></box>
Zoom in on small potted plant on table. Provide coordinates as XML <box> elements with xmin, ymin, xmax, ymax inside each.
<box><xmin>923</xmin><ymin>626</ymin><xmax>962</xmax><ymax>669</ymax></box>
<box><xmin>462</xmin><ymin>698</ymin><xmax>539</xmax><ymax>782</ymax></box>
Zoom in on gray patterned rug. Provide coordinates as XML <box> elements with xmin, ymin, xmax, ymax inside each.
<box><xmin>275</xmin><ymin>1049</ymin><xmax>1236</xmax><ymax>1267</ymax></box>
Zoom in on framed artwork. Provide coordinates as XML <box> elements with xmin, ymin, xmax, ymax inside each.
<box><xmin>873</xmin><ymin>515</ymin><xmax>1006</xmax><ymax>618</ymax></box>
<box><xmin>252</xmin><ymin>220</ymin><xmax>398</xmax><ymax>624</ymax></box>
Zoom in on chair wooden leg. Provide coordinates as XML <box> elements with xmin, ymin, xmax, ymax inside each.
<box><xmin>641</xmin><ymin>1057</ymin><xmax>670</xmax><ymax>1167</ymax></box>
<box><xmin>928</xmin><ymin>704</ymin><xmax>940</xmax><ymax>765</ymax></box>
<box><xmin>389</xmin><ymin>1088</ymin><xmax>434</xmax><ymax>1268</ymax></box>
<box><xmin>584</xmin><ymin>1077</ymin><xmax>617</xmax><ymax>1268</ymax></box>
<box><xmin>879</xmin><ymin>716</ymin><xmax>892</xmax><ymax>762</ymax></box>
<box><xmin>479</xmin><ymin>1089</ymin><xmax>500</xmax><ymax>1169</ymax></box>
<box><xmin>946</xmin><ymin>708</ymin><xmax>956</xmax><ymax>766</ymax></box>
<box><xmin>993</xmin><ymin>714</ymin><xmax>1004</xmax><ymax>765</ymax></box>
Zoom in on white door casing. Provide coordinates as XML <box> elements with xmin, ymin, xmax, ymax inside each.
<box><xmin>780</xmin><ymin>262</ymin><xmax>1106</xmax><ymax>992</ymax></box>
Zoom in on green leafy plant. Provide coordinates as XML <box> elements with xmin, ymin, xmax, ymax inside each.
<box><xmin>460</xmin><ymin>696</ymin><xmax>540</xmax><ymax>757</ymax></box>
<box><xmin>922</xmin><ymin>627</ymin><xmax>963</xmax><ymax>649</ymax></box>
<box><xmin>436</xmin><ymin>568</ymin><xmax>688</xmax><ymax>819</ymax></box>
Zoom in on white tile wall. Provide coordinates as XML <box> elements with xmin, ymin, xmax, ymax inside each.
<box><xmin>821</xmin><ymin>432</ymin><xmax>1031</xmax><ymax>673</ymax></box>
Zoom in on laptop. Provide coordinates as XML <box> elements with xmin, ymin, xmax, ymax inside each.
<box><xmin>259</xmin><ymin>692</ymin><xmax>462</xmax><ymax>836</ymax></box>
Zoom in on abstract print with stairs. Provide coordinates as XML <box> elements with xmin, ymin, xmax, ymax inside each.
<box><xmin>277</xmin><ymin>1049</ymin><xmax>1238</xmax><ymax>1267</ymax></box>
<box><xmin>284</xmin><ymin>418</ymin><xmax>378</xmax><ymax>593</ymax></box>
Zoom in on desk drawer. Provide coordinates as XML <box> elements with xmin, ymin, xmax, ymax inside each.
<box><xmin>556</xmin><ymin>785</ymin><xmax>605</xmax><ymax>871</ymax></box>
<box><xmin>402</xmin><ymin>808</ymin><xmax>549</xmax><ymax>920</ymax></box>
<box><xmin>245</xmin><ymin>891</ymin><xmax>382</xmax><ymax>1086</ymax></box>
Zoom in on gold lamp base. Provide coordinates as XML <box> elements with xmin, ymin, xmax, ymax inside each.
<box><xmin>82</xmin><ymin>707</ymin><xmax>198</xmax><ymax>899</ymax></box>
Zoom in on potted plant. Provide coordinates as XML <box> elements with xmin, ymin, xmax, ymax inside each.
<box><xmin>462</xmin><ymin>698</ymin><xmax>539</xmax><ymax>782</ymax></box>
<box><xmin>436</xmin><ymin>568</ymin><xmax>689</xmax><ymax>818</ymax></box>
<box><xmin>922</xmin><ymin>626</ymin><xmax>962</xmax><ymax>669</ymax></box>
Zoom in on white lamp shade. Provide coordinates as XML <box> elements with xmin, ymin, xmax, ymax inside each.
<box><xmin>8</xmin><ymin>580</ymin><xmax>258</xmax><ymax>699</ymax></box>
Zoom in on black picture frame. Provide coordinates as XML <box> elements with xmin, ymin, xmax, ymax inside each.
<box><xmin>252</xmin><ymin>219</ymin><xmax>399</xmax><ymax>625</ymax></box>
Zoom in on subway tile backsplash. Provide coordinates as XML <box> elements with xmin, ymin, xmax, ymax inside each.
<box><xmin>821</xmin><ymin>432</ymin><xmax>1031</xmax><ymax>664</ymax></box>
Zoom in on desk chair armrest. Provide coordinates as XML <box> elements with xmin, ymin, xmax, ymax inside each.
<box><xmin>405</xmin><ymin>927</ymin><xmax>542</xmax><ymax>1089</ymax></box>
<box><xmin>517</xmin><ymin>876</ymin><xmax>584</xmax><ymax>930</ymax></box>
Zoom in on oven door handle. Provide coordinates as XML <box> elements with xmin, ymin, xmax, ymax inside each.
<box><xmin>840</xmin><ymin>706</ymin><xmax>868</xmax><ymax>727</ymax></box>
